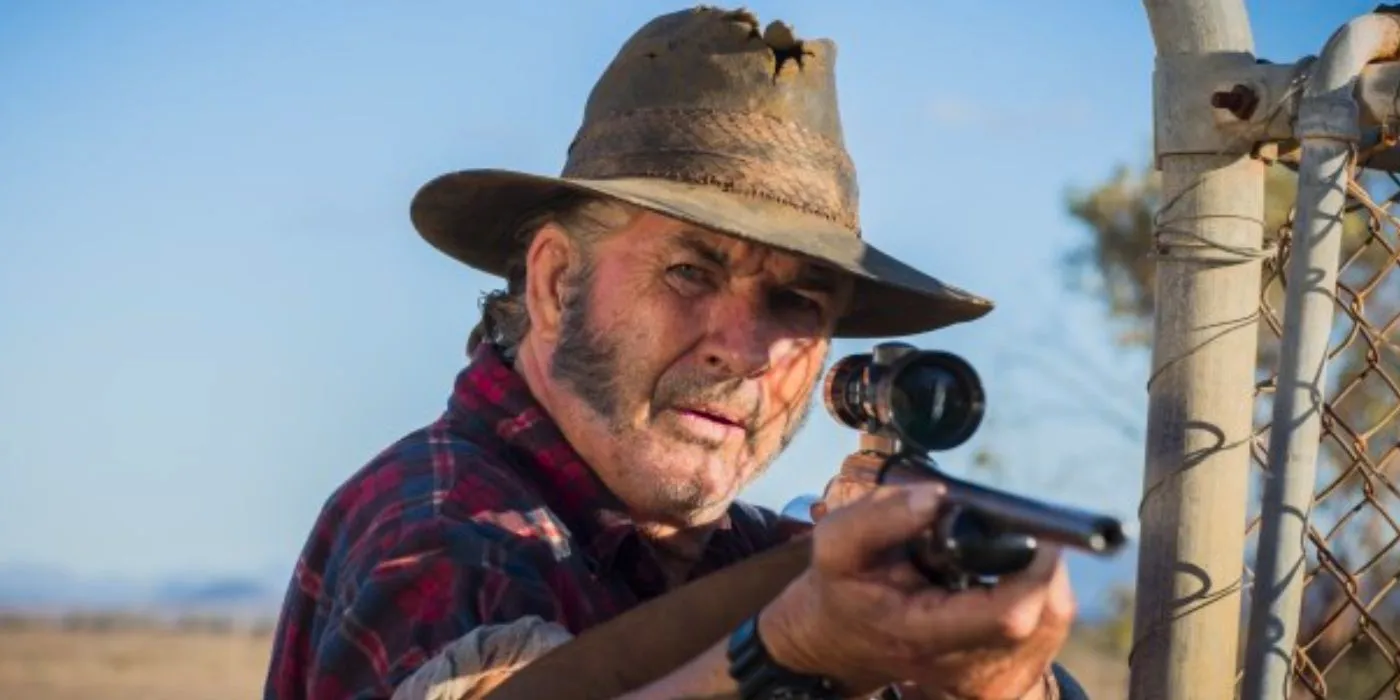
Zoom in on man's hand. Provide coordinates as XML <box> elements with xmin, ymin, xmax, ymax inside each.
<box><xmin>808</xmin><ymin>451</ymin><xmax>885</xmax><ymax>523</ymax></box>
<box><xmin>806</xmin><ymin>450</ymin><xmax>879</xmax><ymax>523</ymax></box>
<box><xmin>759</xmin><ymin>482</ymin><xmax>1076</xmax><ymax>700</ymax></box>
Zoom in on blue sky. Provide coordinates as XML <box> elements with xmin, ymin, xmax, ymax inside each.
<box><xmin>0</xmin><ymin>1</ymin><xmax>1376</xmax><ymax>584</ymax></box>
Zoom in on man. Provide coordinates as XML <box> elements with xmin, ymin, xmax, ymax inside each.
<box><xmin>264</xmin><ymin>7</ymin><xmax>1085</xmax><ymax>699</ymax></box>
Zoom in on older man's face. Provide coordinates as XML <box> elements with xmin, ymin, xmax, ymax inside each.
<box><xmin>546</xmin><ymin>210</ymin><xmax>850</xmax><ymax>524</ymax></box>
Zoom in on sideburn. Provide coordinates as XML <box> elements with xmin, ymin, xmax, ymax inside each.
<box><xmin>549</xmin><ymin>248</ymin><xmax>827</xmax><ymax>462</ymax></box>
<box><xmin>549</xmin><ymin>255</ymin><xmax>626</xmax><ymax>430</ymax></box>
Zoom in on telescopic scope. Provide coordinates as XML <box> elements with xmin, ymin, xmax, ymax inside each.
<box><xmin>822</xmin><ymin>343</ymin><xmax>986</xmax><ymax>453</ymax></box>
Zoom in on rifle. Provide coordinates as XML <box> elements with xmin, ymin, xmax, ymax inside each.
<box><xmin>483</xmin><ymin>342</ymin><xmax>1129</xmax><ymax>699</ymax></box>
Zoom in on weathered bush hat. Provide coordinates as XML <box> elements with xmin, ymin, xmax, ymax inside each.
<box><xmin>410</xmin><ymin>6</ymin><xmax>993</xmax><ymax>337</ymax></box>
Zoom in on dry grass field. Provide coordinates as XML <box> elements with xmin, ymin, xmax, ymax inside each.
<box><xmin>0</xmin><ymin>616</ymin><xmax>274</xmax><ymax>700</ymax></box>
<box><xmin>0</xmin><ymin>615</ymin><xmax>1130</xmax><ymax>699</ymax></box>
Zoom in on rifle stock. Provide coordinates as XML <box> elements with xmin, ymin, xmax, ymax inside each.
<box><xmin>482</xmin><ymin>537</ymin><xmax>811</xmax><ymax>700</ymax></box>
<box><xmin>480</xmin><ymin>470</ymin><xmax>1125</xmax><ymax>699</ymax></box>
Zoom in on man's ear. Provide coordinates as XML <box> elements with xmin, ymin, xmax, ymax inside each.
<box><xmin>522</xmin><ymin>222</ymin><xmax>577</xmax><ymax>345</ymax></box>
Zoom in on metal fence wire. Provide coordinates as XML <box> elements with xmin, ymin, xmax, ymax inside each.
<box><xmin>1243</xmin><ymin>148</ymin><xmax>1400</xmax><ymax>698</ymax></box>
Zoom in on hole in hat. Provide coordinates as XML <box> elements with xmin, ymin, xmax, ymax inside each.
<box><xmin>763</xmin><ymin>21</ymin><xmax>808</xmax><ymax>79</ymax></box>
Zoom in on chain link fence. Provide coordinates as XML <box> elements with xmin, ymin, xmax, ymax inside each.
<box><xmin>1242</xmin><ymin>149</ymin><xmax>1400</xmax><ymax>698</ymax></box>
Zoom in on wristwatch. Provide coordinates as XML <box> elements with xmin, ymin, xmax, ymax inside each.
<box><xmin>726</xmin><ymin>615</ymin><xmax>842</xmax><ymax>699</ymax></box>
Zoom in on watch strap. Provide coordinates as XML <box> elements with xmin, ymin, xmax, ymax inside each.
<box><xmin>726</xmin><ymin>615</ymin><xmax>841</xmax><ymax>700</ymax></box>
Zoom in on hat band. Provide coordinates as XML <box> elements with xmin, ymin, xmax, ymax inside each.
<box><xmin>562</xmin><ymin>107</ymin><xmax>860</xmax><ymax>231</ymax></box>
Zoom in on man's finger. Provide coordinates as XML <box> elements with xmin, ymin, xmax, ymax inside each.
<box><xmin>993</xmin><ymin>544</ymin><xmax>1065</xmax><ymax>594</ymax></box>
<box><xmin>901</xmin><ymin>545</ymin><xmax>1067</xmax><ymax>649</ymax></box>
<box><xmin>813</xmin><ymin>482</ymin><xmax>947</xmax><ymax>575</ymax></box>
<box><xmin>1029</xmin><ymin>547</ymin><xmax>1077</xmax><ymax>630</ymax></box>
<box><xmin>985</xmin><ymin>546</ymin><xmax>1067</xmax><ymax>642</ymax></box>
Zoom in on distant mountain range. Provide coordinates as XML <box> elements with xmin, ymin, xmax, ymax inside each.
<box><xmin>0</xmin><ymin>562</ymin><xmax>287</xmax><ymax>620</ymax></box>
<box><xmin>0</xmin><ymin>545</ymin><xmax>1139</xmax><ymax>623</ymax></box>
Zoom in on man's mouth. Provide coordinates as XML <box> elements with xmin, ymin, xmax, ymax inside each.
<box><xmin>674</xmin><ymin>406</ymin><xmax>746</xmax><ymax>431</ymax></box>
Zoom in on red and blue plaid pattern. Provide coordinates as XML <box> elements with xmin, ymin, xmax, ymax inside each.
<box><xmin>262</xmin><ymin>343</ymin><xmax>806</xmax><ymax>699</ymax></box>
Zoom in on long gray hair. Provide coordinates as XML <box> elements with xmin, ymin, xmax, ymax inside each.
<box><xmin>467</xmin><ymin>193</ymin><xmax>637</xmax><ymax>356</ymax></box>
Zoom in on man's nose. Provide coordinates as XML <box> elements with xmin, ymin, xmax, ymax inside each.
<box><xmin>700</xmin><ymin>294</ymin><xmax>784</xmax><ymax>378</ymax></box>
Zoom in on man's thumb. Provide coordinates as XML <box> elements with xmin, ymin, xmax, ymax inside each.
<box><xmin>814</xmin><ymin>483</ymin><xmax>946</xmax><ymax>574</ymax></box>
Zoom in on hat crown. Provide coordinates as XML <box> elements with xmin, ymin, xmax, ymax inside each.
<box><xmin>562</xmin><ymin>7</ymin><xmax>860</xmax><ymax>231</ymax></box>
<box><xmin>408</xmin><ymin>6</ymin><xmax>993</xmax><ymax>339</ymax></box>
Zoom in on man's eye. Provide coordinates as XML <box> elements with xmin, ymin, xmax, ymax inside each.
<box><xmin>774</xmin><ymin>290</ymin><xmax>823</xmax><ymax>318</ymax></box>
<box><xmin>667</xmin><ymin>264</ymin><xmax>712</xmax><ymax>289</ymax></box>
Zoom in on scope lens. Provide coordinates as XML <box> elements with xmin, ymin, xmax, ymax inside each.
<box><xmin>886</xmin><ymin>354</ymin><xmax>984</xmax><ymax>451</ymax></box>
<box><xmin>824</xmin><ymin>353</ymin><xmax>886</xmax><ymax>433</ymax></box>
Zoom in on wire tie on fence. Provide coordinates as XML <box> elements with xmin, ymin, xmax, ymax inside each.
<box><xmin>1151</xmin><ymin>219</ymin><xmax>1277</xmax><ymax>266</ymax></box>
<box><xmin>1135</xmin><ymin>430</ymin><xmax>1259</xmax><ymax>518</ymax></box>
<box><xmin>1142</xmin><ymin>308</ymin><xmax>1263</xmax><ymax>393</ymax></box>
<box><xmin>1126</xmin><ymin>573</ymin><xmax>1247</xmax><ymax>669</ymax></box>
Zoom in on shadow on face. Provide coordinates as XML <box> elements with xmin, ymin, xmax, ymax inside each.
<box><xmin>543</xmin><ymin>209</ymin><xmax>853</xmax><ymax>523</ymax></box>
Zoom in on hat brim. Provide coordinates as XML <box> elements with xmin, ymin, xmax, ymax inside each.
<box><xmin>409</xmin><ymin>169</ymin><xmax>994</xmax><ymax>338</ymax></box>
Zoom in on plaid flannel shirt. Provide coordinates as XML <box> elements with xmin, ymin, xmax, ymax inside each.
<box><xmin>262</xmin><ymin>342</ymin><xmax>807</xmax><ymax>699</ymax></box>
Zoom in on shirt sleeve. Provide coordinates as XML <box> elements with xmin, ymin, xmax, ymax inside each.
<box><xmin>301</xmin><ymin>516</ymin><xmax>567</xmax><ymax>700</ymax></box>
<box><xmin>389</xmin><ymin>615</ymin><xmax>574</xmax><ymax>700</ymax></box>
